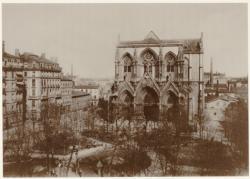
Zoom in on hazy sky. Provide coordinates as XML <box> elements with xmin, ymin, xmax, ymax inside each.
<box><xmin>3</xmin><ymin>3</ymin><xmax>248</xmax><ymax>78</ymax></box>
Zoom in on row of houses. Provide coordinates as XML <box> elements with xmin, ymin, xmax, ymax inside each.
<box><xmin>204</xmin><ymin>72</ymin><xmax>247</xmax><ymax>100</ymax></box>
<box><xmin>2</xmin><ymin>42</ymin><xmax>92</xmax><ymax>130</ymax></box>
<box><xmin>203</xmin><ymin>59</ymin><xmax>247</xmax><ymax>102</ymax></box>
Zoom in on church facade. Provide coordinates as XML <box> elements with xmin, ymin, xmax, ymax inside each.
<box><xmin>111</xmin><ymin>31</ymin><xmax>204</xmax><ymax>125</ymax></box>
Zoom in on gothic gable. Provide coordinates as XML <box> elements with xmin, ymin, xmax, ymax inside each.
<box><xmin>117</xmin><ymin>81</ymin><xmax>135</xmax><ymax>97</ymax></box>
<box><xmin>144</xmin><ymin>31</ymin><xmax>160</xmax><ymax>42</ymax></box>
<box><xmin>135</xmin><ymin>76</ymin><xmax>160</xmax><ymax>97</ymax></box>
<box><xmin>161</xmin><ymin>81</ymin><xmax>179</xmax><ymax>97</ymax></box>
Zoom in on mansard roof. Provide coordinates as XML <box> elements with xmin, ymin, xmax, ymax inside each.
<box><xmin>21</xmin><ymin>52</ymin><xmax>58</xmax><ymax>65</ymax></box>
<box><xmin>3</xmin><ymin>52</ymin><xmax>20</xmax><ymax>59</ymax></box>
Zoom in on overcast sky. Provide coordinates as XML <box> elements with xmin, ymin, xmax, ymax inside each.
<box><xmin>3</xmin><ymin>3</ymin><xmax>248</xmax><ymax>78</ymax></box>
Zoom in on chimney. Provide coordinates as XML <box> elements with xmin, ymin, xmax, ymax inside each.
<box><xmin>216</xmin><ymin>80</ymin><xmax>219</xmax><ymax>97</ymax></box>
<box><xmin>15</xmin><ymin>48</ymin><xmax>20</xmax><ymax>56</ymax></box>
<box><xmin>41</xmin><ymin>53</ymin><xmax>46</xmax><ymax>59</ymax></box>
<box><xmin>71</xmin><ymin>64</ymin><xmax>73</xmax><ymax>77</ymax></box>
<box><xmin>210</xmin><ymin>58</ymin><xmax>213</xmax><ymax>87</ymax></box>
<box><xmin>50</xmin><ymin>57</ymin><xmax>57</xmax><ymax>63</ymax></box>
<box><xmin>2</xmin><ymin>41</ymin><xmax>5</xmax><ymax>53</ymax></box>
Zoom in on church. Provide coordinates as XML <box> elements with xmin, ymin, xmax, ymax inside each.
<box><xmin>111</xmin><ymin>31</ymin><xmax>204</xmax><ymax>127</ymax></box>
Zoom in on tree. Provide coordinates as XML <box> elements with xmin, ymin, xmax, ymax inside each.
<box><xmin>223</xmin><ymin>99</ymin><xmax>248</xmax><ymax>169</ymax></box>
<box><xmin>165</xmin><ymin>102</ymin><xmax>187</xmax><ymax>136</ymax></box>
<box><xmin>97</xmin><ymin>98</ymin><xmax>110</xmax><ymax>132</ymax></box>
<box><xmin>3</xmin><ymin>125</ymin><xmax>33</xmax><ymax>164</ymax></box>
<box><xmin>36</xmin><ymin>101</ymin><xmax>63</xmax><ymax>172</ymax></box>
<box><xmin>195</xmin><ymin>140</ymin><xmax>234</xmax><ymax>175</ymax></box>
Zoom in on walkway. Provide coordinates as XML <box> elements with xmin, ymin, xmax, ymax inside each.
<box><xmin>31</xmin><ymin>137</ymin><xmax>112</xmax><ymax>161</ymax></box>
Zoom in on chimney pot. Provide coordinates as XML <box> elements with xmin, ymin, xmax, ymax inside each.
<box><xmin>2</xmin><ymin>41</ymin><xmax>5</xmax><ymax>53</ymax></box>
<box><xmin>15</xmin><ymin>48</ymin><xmax>20</xmax><ymax>56</ymax></box>
<box><xmin>41</xmin><ymin>53</ymin><xmax>46</xmax><ymax>58</ymax></box>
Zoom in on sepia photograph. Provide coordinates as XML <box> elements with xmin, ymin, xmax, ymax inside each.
<box><xmin>2</xmin><ymin>2</ymin><xmax>248</xmax><ymax>177</ymax></box>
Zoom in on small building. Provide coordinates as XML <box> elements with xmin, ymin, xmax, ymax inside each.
<box><xmin>74</xmin><ymin>84</ymin><xmax>100</xmax><ymax>105</ymax></box>
<box><xmin>61</xmin><ymin>92</ymin><xmax>91</xmax><ymax>135</ymax></box>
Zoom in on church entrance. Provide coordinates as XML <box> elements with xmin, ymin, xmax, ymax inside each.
<box><xmin>119</xmin><ymin>90</ymin><xmax>134</xmax><ymax>120</ymax></box>
<box><xmin>142</xmin><ymin>87</ymin><xmax>159</xmax><ymax>121</ymax></box>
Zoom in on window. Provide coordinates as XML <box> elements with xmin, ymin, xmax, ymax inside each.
<box><xmin>32</xmin><ymin>79</ymin><xmax>35</xmax><ymax>87</ymax></box>
<box><xmin>24</xmin><ymin>72</ymin><xmax>27</xmax><ymax>77</ymax></box>
<box><xmin>32</xmin><ymin>88</ymin><xmax>35</xmax><ymax>96</ymax></box>
<box><xmin>128</xmin><ymin>66</ymin><xmax>131</xmax><ymax>72</ymax></box>
<box><xmin>123</xmin><ymin>54</ymin><xmax>133</xmax><ymax>73</ymax></box>
<box><xmin>32</xmin><ymin>100</ymin><xmax>35</xmax><ymax>107</ymax></box>
<box><xmin>124</xmin><ymin>66</ymin><xmax>127</xmax><ymax>72</ymax></box>
<box><xmin>149</xmin><ymin>65</ymin><xmax>152</xmax><ymax>73</ymax></box>
<box><xmin>179</xmin><ymin>73</ymin><xmax>183</xmax><ymax>79</ymax></box>
<box><xmin>144</xmin><ymin>65</ymin><xmax>147</xmax><ymax>73</ymax></box>
<box><xmin>167</xmin><ymin>65</ymin><xmax>170</xmax><ymax>72</ymax></box>
<box><xmin>165</xmin><ymin>52</ymin><xmax>176</xmax><ymax>73</ymax></box>
<box><xmin>171</xmin><ymin>65</ymin><xmax>174</xmax><ymax>72</ymax></box>
<box><xmin>32</xmin><ymin>71</ymin><xmax>35</xmax><ymax>77</ymax></box>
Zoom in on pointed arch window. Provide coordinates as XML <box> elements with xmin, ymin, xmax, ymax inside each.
<box><xmin>123</xmin><ymin>54</ymin><xmax>133</xmax><ymax>73</ymax></box>
<box><xmin>165</xmin><ymin>52</ymin><xmax>176</xmax><ymax>73</ymax></box>
<box><xmin>141</xmin><ymin>49</ymin><xmax>157</xmax><ymax>75</ymax></box>
<box><xmin>149</xmin><ymin>65</ymin><xmax>152</xmax><ymax>73</ymax></box>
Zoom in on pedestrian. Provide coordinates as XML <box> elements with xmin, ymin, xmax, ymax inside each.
<box><xmin>52</xmin><ymin>169</ymin><xmax>57</xmax><ymax>176</ymax></box>
<box><xmin>78</xmin><ymin>169</ymin><xmax>82</xmax><ymax>177</ymax></box>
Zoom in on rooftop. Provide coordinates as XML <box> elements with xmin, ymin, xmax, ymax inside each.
<box><xmin>117</xmin><ymin>31</ymin><xmax>203</xmax><ymax>54</ymax></box>
<box><xmin>61</xmin><ymin>75</ymin><xmax>73</xmax><ymax>81</ymax></box>
<box><xmin>75</xmin><ymin>85</ymin><xmax>99</xmax><ymax>89</ymax></box>
<box><xmin>72</xmin><ymin>91</ymin><xmax>90</xmax><ymax>98</ymax></box>
<box><xmin>3</xmin><ymin>52</ymin><xmax>20</xmax><ymax>59</ymax></box>
<box><xmin>21</xmin><ymin>52</ymin><xmax>58</xmax><ymax>65</ymax></box>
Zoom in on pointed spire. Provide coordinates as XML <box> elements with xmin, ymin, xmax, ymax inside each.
<box><xmin>115</xmin><ymin>48</ymin><xmax>119</xmax><ymax>62</ymax></box>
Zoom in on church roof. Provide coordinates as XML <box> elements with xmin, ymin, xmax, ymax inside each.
<box><xmin>117</xmin><ymin>31</ymin><xmax>203</xmax><ymax>54</ymax></box>
<box><xmin>144</xmin><ymin>31</ymin><xmax>160</xmax><ymax>42</ymax></box>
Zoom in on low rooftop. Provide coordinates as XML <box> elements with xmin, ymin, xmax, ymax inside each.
<box><xmin>75</xmin><ymin>84</ymin><xmax>99</xmax><ymax>89</ymax></box>
<box><xmin>72</xmin><ymin>91</ymin><xmax>90</xmax><ymax>98</ymax></box>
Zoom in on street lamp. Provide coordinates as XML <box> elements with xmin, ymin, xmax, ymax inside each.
<box><xmin>74</xmin><ymin>147</ymin><xmax>79</xmax><ymax>175</ymax></box>
<box><xmin>96</xmin><ymin>160</ymin><xmax>103</xmax><ymax>176</ymax></box>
